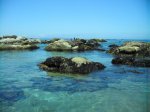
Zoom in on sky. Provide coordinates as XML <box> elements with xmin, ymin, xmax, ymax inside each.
<box><xmin>0</xmin><ymin>0</ymin><xmax>149</xmax><ymax>39</ymax></box>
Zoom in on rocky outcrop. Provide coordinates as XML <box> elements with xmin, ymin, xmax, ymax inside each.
<box><xmin>0</xmin><ymin>35</ymin><xmax>39</xmax><ymax>50</ymax></box>
<box><xmin>108</xmin><ymin>41</ymin><xmax>150</xmax><ymax>68</ymax></box>
<box><xmin>108</xmin><ymin>41</ymin><xmax>150</xmax><ymax>57</ymax></box>
<box><xmin>0</xmin><ymin>35</ymin><xmax>41</xmax><ymax>44</ymax></box>
<box><xmin>112</xmin><ymin>57</ymin><xmax>150</xmax><ymax>67</ymax></box>
<box><xmin>45</xmin><ymin>38</ymin><xmax>105</xmax><ymax>51</ymax></box>
<box><xmin>0</xmin><ymin>44</ymin><xmax>39</xmax><ymax>50</ymax></box>
<box><xmin>39</xmin><ymin>56</ymin><xmax>105</xmax><ymax>74</ymax></box>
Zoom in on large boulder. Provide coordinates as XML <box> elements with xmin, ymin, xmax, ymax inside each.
<box><xmin>112</xmin><ymin>57</ymin><xmax>150</xmax><ymax>67</ymax></box>
<box><xmin>108</xmin><ymin>41</ymin><xmax>150</xmax><ymax>57</ymax></box>
<box><xmin>39</xmin><ymin>56</ymin><xmax>105</xmax><ymax>74</ymax></box>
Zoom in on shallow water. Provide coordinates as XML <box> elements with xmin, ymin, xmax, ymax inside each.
<box><xmin>0</xmin><ymin>39</ymin><xmax>150</xmax><ymax>112</ymax></box>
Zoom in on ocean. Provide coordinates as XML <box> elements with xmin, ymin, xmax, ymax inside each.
<box><xmin>0</xmin><ymin>39</ymin><xmax>150</xmax><ymax>112</ymax></box>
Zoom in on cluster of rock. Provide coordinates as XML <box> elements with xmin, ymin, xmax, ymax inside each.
<box><xmin>45</xmin><ymin>38</ymin><xmax>106</xmax><ymax>51</ymax></box>
<box><xmin>39</xmin><ymin>56</ymin><xmax>105</xmax><ymax>74</ymax></box>
<box><xmin>108</xmin><ymin>41</ymin><xmax>150</xmax><ymax>67</ymax></box>
<box><xmin>1</xmin><ymin>35</ymin><xmax>149</xmax><ymax>74</ymax></box>
<box><xmin>0</xmin><ymin>35</ymin><xmax>40</xmax><ymax>50</ymax></box>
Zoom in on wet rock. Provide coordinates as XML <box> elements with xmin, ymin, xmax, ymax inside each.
<box><xmin>112</xmin><ymin>57</ymin><xmax>150</xmax><ymax>67</ymax></box>
<box><xmin>39</xmin><ymin>56</ymin><xmax>105</xmax><ymax>74</ymax></box>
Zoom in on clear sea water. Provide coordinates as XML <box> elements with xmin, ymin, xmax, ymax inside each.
<box><xmin>0</xmin><ymin>39</ymin><xmax>150</xmax><ymax>112</ymax></box>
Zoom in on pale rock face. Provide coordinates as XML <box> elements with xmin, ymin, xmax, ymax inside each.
<box><xmin>72</xmin><ymin>46</ymin><xmax>79</xmax><ymax>50</ymax></box>
<box><xmin>0</xmin><ymin>38</ymin><xmax>17</xmax><ymax>43</ymax></box>
<box><xmin>45</xmin><ymin>39</ymin><xmax>72</xmax><ymax>50</ymax></box>
<box><xmin>124</xmin><ymin>42</ymin><xmax>144</xmax><ymax>47</ymax></box>
<box><xmin>16</xmin><ymin>36</ymin><xmax>26</xmax><ymax>40</ymax></box>
<box><xmin>71</xmin><ymin>57</ymin><xmax>90</xmax><ymax>67</ymax></box>
<box><xmin>118</xmin><ymin>42</ymin><xmax>143</xmax><ymax>53</ymax></box>
<box><xmin>119</xmin><ymin>46</ymin><xmax>140</xmax><ymax>53</ymax></box>
<box><xmin>0</xmin><ymin>44</ymin><xmax>38</xmax><ymax>50</ymax></box>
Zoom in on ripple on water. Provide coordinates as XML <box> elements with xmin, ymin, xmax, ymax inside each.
<box><xmin>0</xmin><ymin>86</ymin><xmax>25</xmax><ymax>106</ymax></box>
<box><xmin>30</xmin><ymin>75</ymin><xmax>108</xmax><ymax>93</ymax></box>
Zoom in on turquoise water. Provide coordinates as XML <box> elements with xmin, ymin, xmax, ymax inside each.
<box><xmin>0</xmin><ymin>39</ymin><xmax>150</xmax><ymax>112</ymax></box>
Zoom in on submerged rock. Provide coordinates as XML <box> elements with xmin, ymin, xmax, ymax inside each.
<box><xmin>112</xmin><ymin>57</ymin><xmax>150</xmax><ymax>67</ymax></box>
<box><xmin>45</xmin><ymin>38</ymin><xmax>105</xmax><ymax>51</ymax></box>
<box><xmin>39</xmin><ymin>56</ymin><xmax>105</xmax><ymax>74</ymax></box>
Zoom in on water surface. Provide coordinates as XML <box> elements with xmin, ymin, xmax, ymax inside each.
<box><xmin>0</xmin><ymin>39</ymin><xmax>150</xmax><ymax>112</ymax></box>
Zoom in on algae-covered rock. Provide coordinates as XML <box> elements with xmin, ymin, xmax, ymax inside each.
<box><xmin>39</xmin><ymin>56</ymin><xmax>105</xmax><ymax>74</ymax></box>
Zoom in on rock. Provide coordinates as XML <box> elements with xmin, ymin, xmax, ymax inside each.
<box><xmin>71</xmin><ymin>57</ymin><xmax>90</xmax><ymax>67</ymax></box>
<box><xmin>0</xmin><ymin>35</ymin><xmax>40</xmax><ymax>50</ymax></box>
<box><xmin>108</xmin><ymin>41</ymin><xmax>150</xmax><ymax>57</ymax></box>
<box><xmin>72</xmin><ymin>46</ymin><xmax>79</xmax><ymax>50</ymax></box>
<box><xmin>41</xmin><ymin>38</ymin><xmax>60</xmax><ymax>44</ymax></box>
<box><xmin>0</xmin><ymin>35</ymin><xmax>41</xmax><ymax>44</ymax></box>
<box><xmin>49</xmin><ymin>38</ymin><xmax>61</xmax><ymax>43</ymax></box>
<box><xmin>45</xmin><ymin>39</ymin><xmax>72</xmax><ymax>51</ymax></box>
<box><xmin>118</xmin><ymin>46</ymin><xmax>140</xmax><ymax>54</ymax></box>
<box><xmin>112</xmin><ymin>57</ymin><xmax>150</xmax><ymax>67</ymax></box>
<box><xmin>89</xmin><ymin>39</ymin><xmax>107</xmax><ymax>42</ymax></box>
<box><xmin>39</xmin><ymin>56</ymin><xmax>105</xmax><ymax>74</ymax></box>
<box><xmin>0</xmin><ymin>44</ymin><xmax>39</xmax><ymax>50</ymax></box>
<box><xmin>45</xmin><ymin>38</ymin><xmax>104</xmax><ymax>51</ymax></box>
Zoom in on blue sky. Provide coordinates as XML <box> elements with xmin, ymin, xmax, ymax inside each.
<box><xmin>0</xmin><ymin>0</ymin><xmax>149</xmax><ymax>39</ymax></box>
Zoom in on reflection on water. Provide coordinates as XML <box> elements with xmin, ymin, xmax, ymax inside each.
<box><xmin>0</xmin><ymin>40</ymin><xmax>150</xmax><ymax>112</ymax></box>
